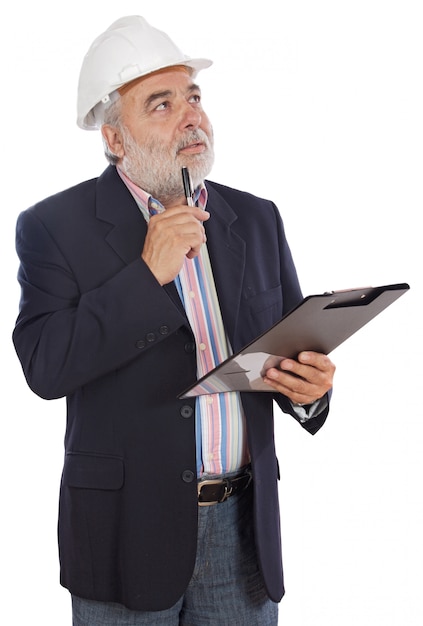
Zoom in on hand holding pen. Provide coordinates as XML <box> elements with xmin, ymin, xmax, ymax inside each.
<box><xmin>140</xmin><ymin>167</ymin><xmax>209</xmax><ymax>285</ymax></box>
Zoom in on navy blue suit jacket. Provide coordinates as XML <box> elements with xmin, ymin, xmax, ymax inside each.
<box><xmin>13</xmin><ymin>166</ymin><xmax>329</xmax><ymax>610</ymax></box>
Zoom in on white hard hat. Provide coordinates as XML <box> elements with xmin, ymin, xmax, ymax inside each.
<box><xmin>77</xmin><ymin>16</ymin><xmax>213</xmax><ymax>130</ymax></box>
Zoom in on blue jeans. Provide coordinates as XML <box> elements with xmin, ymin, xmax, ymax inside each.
<box><xmin>72</xmin><ymin>480</ymin><xmax>278</xmax><ymax>625</ymax></box>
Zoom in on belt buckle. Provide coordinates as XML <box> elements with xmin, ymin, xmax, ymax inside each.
<box><xmin>197</xmin><ymin>478</ymin><xmax>232</xmax><ymax>507</ymax></box>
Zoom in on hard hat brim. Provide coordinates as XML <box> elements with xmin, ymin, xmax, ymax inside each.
<box><xmin>78</xmin><ymin>57</ymin><xmax>213</xmax><ymax>130</ymax></box>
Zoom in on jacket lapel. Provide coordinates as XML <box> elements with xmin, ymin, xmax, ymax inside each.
<box><xmin>96</xmin><ymin>166</ymin><xmax>147</xmax><ymax>265</ymax></box>
<box><xmin>95</xmin><ymin>166</ymin><xmax>186</xmax><ymax>314</ymax></box>
<box><xmin>204</xmin><ymin>183</ymin><xmax>246</xmax><ymax>347</ymax></box>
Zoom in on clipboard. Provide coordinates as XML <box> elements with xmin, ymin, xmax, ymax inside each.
<box><xmin>179</xmin><ymin>282</ymin><xmax>410</xmax><ymax>398</ymax></box>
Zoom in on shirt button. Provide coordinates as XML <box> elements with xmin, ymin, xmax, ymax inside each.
<box><xmin>199</xmin><ymin>343</ymin><xmax>206</xmax><ymax>351</ymax></box>
<box><xmin>189</xmin><ymin>291</ymin><xmax>195</xmax><ymax>299</ymax></box>
<box><xmin>206</xmin><ymin>396</ymin><xmax>213</xmax><ymax>405</ymax></box>
<box><xmin>181</xmin><ymin>469</ymin><xmax>195</xmax><ymax>483</ymax></box>
<box><xmin>180</xmin><ymin>405</ymin><xmax>194</xmax><ymax>419</ymax></box>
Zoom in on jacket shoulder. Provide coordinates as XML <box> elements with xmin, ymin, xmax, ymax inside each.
<box><xmin>20</xmin><ymin>166</ymin><xmax>120</xmax><ymax>223</ymax></box>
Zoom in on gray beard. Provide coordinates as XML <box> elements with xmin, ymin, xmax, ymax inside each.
<box><xmin>120</xmin><ymin>127</ymin><xmax>214</xmax><ymax>205</ymax></box>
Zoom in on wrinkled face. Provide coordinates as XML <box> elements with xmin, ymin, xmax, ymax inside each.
<box><xmin>102</xmin><ymin>67</ymin><xmax>214</xmax><ymax>205</ymax></box>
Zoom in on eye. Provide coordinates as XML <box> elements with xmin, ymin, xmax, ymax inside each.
<box><xmin>155</xmin><ymin>101</ymin><xmax>169</xmax><ymax>111</ymax></box>
<box><xmin>189</xmin><ymin>93</ymin><xmax>201</xmax><ymax>105</ymax></box>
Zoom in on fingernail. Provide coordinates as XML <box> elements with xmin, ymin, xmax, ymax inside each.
<box><xmin>266</xmin><ymin>368</ymin><xmax>278</xmax><ymax>379</ymax></box>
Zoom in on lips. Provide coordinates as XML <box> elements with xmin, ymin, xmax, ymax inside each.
<box><xmin>178</xmin><ymin>142</ymin><xmax>206</xmax><ymax>154</ymax></box>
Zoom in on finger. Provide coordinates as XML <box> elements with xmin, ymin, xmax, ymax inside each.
<box><xmin>264</xmin><ymin>358</ymin><xmax>334</xmax><ymax>403</ymax></box>
<box><xmin>153</xmin><ymin>206</ymin><xmax>210</xmax><ymax>223</ymax></box>
<box><xmin>278</xmin><ymin>358</ymin><xmax>318</xmax><ymax>383</ymax></box>
<box><xmin>265</xmin><ymin>367</ymin><xmax>317</xmax><ymax>395</ymax></box>
<box><xmin>263</xmin><ymin>370</ymin><xmax>320</xmax><ymax>404</ymax></box>
<box><xmin>298</xmin><ymin>351</ymin><xmax>335</xmax><ymax>373</ymax></box>
<box><xmin>280</xmin><ymin>354</ymin><xmax>334</xmax><ymax>383</ymax></box>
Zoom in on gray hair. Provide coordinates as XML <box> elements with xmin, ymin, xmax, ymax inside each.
<box><xmin>101</xmin><ymin>95</ymin><xmax>123</xmax><ymax>165</ymax></box>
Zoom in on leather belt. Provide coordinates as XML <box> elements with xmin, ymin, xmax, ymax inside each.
<box><xmin>197</xmin><ymin>466</ymin><xmax>252</xmax><ymax>506</ymax></box>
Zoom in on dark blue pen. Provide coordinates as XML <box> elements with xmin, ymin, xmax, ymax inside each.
<box><xmin>181</xmin><ymin>166</ymin><xmax>194</xmax><ymax>206</ymax></box>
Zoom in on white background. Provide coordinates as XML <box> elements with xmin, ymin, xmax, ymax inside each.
<box><xmin>1</xmin><ymin>1</ymin><xmax>422</xmax><ymax>624</ymax></box>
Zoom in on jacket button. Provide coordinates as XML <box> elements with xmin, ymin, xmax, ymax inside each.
<box><xmin>159</xmin><ymin>326</ymin><xmax>169</xmax><ymax>335</ymax></box>
<box><xmin>182</xmin><ymin>470</ymin><xmax>195</xmax><ymax>483</ymax></box>
<box><xmin>184</xmin><ymin>342</ymin><xmax>195</xmax><ymax>353</ymax></box>
<box><xmin>146</xmin><ymin>332</ymin><xmax>156</xmax><ymax>343</ymax></box>
<box><xmin>180</xmin><ymin>405</ymin><xmax>193</xmax><ymax>419</ymax></box>
<box><xmin>135</xmin><ymin>340</ymin><xmax>145</xmax><ymax>349</ymax></box>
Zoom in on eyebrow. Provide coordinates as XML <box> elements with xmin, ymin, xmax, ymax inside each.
<box><xmin>144</xmin><ymin>83</ymin><xmax>201</xmax><ymax>110</ymax></box>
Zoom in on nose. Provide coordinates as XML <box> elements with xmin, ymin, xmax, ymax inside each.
<box><xmin>178</xmin><ymin>100</ymin><xmax>202</xmax><ymax>131</ymax></box>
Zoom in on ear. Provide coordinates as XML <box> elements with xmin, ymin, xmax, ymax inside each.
<box><xmin>101</xmin><ymin>125</ymin><xmax>125</xmax><ymax>160</ymax></box>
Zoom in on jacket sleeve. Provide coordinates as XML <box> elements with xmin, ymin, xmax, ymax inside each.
<box><xmin>12</xmin><ymin>208</ymin><xmax>187</xmax><ymax>400</ymax></box>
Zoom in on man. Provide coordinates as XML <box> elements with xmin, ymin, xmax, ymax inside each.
<box><xmin>13</xmin><ymin>16</ymin><xmax>335</xmax><ymax>626</ymax></box>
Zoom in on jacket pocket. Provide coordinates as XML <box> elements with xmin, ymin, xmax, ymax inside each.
<box><xmin>62</xmin><ymin>452</ymin><xmax>124</xmax><ymax>490</ymax></box>
<box><xmin>244</xmin><ymin>285</ymin><xmax>282</xmax><ymax>315</ymax></box>
<box><xmin>239</xmin><ymin>285</ymin><xmax>283</xmax><ymax>343</ymax></box>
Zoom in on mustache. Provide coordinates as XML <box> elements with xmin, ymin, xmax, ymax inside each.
<box><xmin>176</xmin><ymin>129</ymin><xmax>212</xmax><ymax>152</ymax></box>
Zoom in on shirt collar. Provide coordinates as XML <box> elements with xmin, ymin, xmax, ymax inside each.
<box><xmin>117</xmin><ymin>166</ymin><xmax>208</xmax><ymax>220</ymax></box>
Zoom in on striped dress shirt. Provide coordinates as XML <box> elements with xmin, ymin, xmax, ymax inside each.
<box><xmin>118</xmin><ymin>168</ymin><xmax>250</xmax><ymax>476</ymax></box>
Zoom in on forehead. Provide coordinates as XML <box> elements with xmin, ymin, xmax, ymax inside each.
<box><xmin>119</xmin><ymin>67</ymin><xmax>198</xmax><ymax>104</ymax></box>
